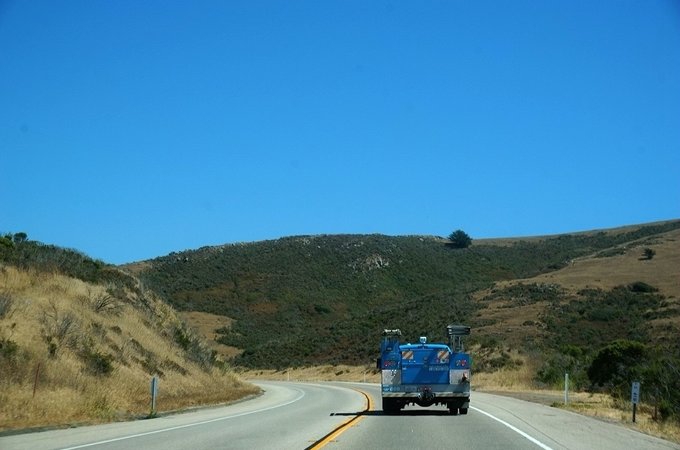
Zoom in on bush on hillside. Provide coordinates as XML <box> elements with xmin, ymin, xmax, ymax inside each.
<box><xmin>536</xmin><ymin>345</ymin><xmax>589</xmax><ymax>389</ymax></box>
<box><xmin>587</xmin><ymin>340</ymin><xmax>647</xmax><ymax>392</ymax></box>
<box><xmin>174</xmin><ymin>323</ymin><xmax>217</xmax><ymax>369</ymax></box>
<box><xmin>81</xmin><ymin>347</ymin><xmax>115</xmax><ymax>376</ymax></box>
<box><xmin>642</xmin><ymin>248</ymin><xmax>656</xmax><ymax>260</ymax></box>
<box><xmin>447</xmin><ymin>230</ymin><xmax>472</xmax><ymax>249</ymax></box>
<box><xmin>587</xmin><ymin>340</ymin><xmax>680</xmax><ymax>421</ymax></box>
<box><xmin>627</xmin><ymin>281</ymin><xmax>658</xmax><ymax>293</ymax></box>
<box><xmin>642</xmin><ymin>356</ymin><xmax>680</xmax><ymax>421</ymax></box>
<box><xmin>0</xmin><ymin>337</ymin><xmax>31</xmax><ymax>383</ymax></box>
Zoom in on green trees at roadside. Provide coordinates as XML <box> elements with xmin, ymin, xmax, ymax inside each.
<box><xmin>588</xmin><ymin>340</ymin><xmax>680</xmax><ymax>421</ymax></box>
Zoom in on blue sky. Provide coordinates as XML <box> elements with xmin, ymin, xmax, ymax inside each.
<box><xmin>2</xmin><ymin>1</ymin><xmax>679</xmax><ymax>264</ymax></box>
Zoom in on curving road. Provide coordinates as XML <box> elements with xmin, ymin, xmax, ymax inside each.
<box><xmin>1</xmin><ymin>382</ymin><xmax>677</xmax><ymax>450</ymax></box>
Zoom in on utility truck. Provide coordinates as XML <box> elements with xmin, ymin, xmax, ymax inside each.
<box><xmin>378</xmin><ymin>325</ymin><xmax>471</xmax><ymax>414</ymax></box>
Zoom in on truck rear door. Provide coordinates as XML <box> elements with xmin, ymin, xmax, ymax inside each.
<box><xmin>401</xmin><ymin>347</ymin><xmax>450</xmax><ymax>385</ymax></box>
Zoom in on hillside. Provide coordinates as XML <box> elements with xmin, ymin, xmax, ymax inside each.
<box><xmin>0</xmin><ymin>237</ymin><xmax>259</xmax><ymax>431</ymax></box>
<box><xmin>131</xmin><ymin>221</ymin><xmax>680</xmax><ymax>370</ymax></box>
<box><xmin>476</xmin><ymin>225</ymin><xmax>680</xmax><ymax>344</ymax></box>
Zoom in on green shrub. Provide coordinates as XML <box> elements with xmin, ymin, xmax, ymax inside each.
<box><xmin>587</xmin><ymin>340</ymin><xmax>646</xmax><ymax>392</ymax></box>
<box><xmin>627</xmin><ymin>281</ymin><xmax>658</xmax><ymax>293</ymax></box>
<box><xmin>81</xmin><ymin>348</ymin><xmax>114</xmax><ymax>376</ymax></box>
<box><xmin>0</xmin><ymin>337</ymin><xmax>18</xmax><ymax>360</ymax></box>
<box><xmin>0</xmin><ymin>337</ymin><xmax>31</xmax><ymax>382</ymax></box>
<box><xmin>174</xmin><ymin>324</ymin><xmax>216</xmax><ymax>369</ymax></box>
<box><xmin>536</xmin><ymin>348</ymin><xmax>589</xmax><ymax>389</ymax></box>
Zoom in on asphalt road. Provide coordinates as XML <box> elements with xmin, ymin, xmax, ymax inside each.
<box><xmin>1</xmin><ymin>382</ymin><xmax>677</xmax><ymax>450</ymax></box>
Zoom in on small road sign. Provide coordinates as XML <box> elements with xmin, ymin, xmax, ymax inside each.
<box><xmin>631</xmin><ymin>381</ymin><xmax>640</xmax><ymax>404</ymax></box>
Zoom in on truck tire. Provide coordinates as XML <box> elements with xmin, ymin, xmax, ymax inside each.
<box><xmin>459</xmin><ymin>407</ymin><xmax>468</xmax><ymax>415</ymax></box>
<box><xmin>448</xmin><ymin>404</ymin><xmax>459</xmax><ymax>415</ymax></box>
<box><xmin>382</xmin><ymin>398</ymin><xmax>400</xmax><ymax>414</ymax></box>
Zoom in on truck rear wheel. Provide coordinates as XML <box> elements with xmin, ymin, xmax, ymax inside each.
<box><xmin>459</xmin><ymin>407</ymin><xmax>468</xmax><ymax>415</ymax></box>
<box><xmin>382</xmin><ymin>398</ymin><xmax>400</xmax><ymax>414</ymax></box>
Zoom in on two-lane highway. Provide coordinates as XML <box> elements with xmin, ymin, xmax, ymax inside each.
<box><xmin>1</xmin><ymin>382</ymin><xmax>677</xmax><ymax>450</ymax></box>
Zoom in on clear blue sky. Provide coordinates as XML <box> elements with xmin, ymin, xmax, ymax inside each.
<box><xmin>2</xmin><ymin>1</ymin><xmax>679</xmax><ymax>264</ymax></box>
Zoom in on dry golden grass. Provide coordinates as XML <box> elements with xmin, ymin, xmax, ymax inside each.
<box><xmin>0</xmin><ymin>265</ymin><xmax>259</xmax><ymax>431</ymax></box>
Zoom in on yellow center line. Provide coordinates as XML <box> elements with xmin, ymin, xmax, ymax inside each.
<box><xmin>306</xmin><ymin>388</ymin><xmax>373</xmax><ymax>450</ymax></box>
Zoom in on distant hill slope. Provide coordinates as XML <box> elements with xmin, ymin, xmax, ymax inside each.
<box><xmin>475</xmin><ymin>226</ymin><xmax>680</xmax><ymax>351</ymax></box>
<box><xmin>132</xmin><ymin>220</ymin><xmax>680</xmax><ymax>369</ymax></box>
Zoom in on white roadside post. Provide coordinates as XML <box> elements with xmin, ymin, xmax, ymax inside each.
<box><xmin>564</xmin><ymin>373</ymin><xmax>569</xmax><ymax>405</ymax></box>
<box><xmin>151</xmin><ymin>376</ymin><xmax>159</xmax><ymax>416</ymax></box>
<box><xmin>631</xmin><ymin>381</ymin><xmax>640</xmax><ymax>423</ymax></box>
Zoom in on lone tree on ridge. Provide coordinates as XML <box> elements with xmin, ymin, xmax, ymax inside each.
<box><xmin>448</xmin><ymin>230</ymin><xmax>472</xmax><ymax>249</ymax></box>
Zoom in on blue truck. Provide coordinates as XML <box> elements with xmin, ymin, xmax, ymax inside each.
<box><xmin>378</xmin><ymin>325</ymin><xmax>471</xmax><ymax>414</ymax></box>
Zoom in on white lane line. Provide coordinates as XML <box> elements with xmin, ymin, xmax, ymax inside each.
<box><xmin>60</xmin><ymin>388</ymin><xmax>305</xmax><ymax>450</ymax></box>
<box><xmin>470</xmin><ymin>406</ymin><xmax>554</xmax><ymax>450</ymax></box>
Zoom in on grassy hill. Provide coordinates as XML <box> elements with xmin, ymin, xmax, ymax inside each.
<box><xmin>0</xmin><ymin>236</ymin><xmax>258</xmax><ymax>431</ymax></box>
<box><xmin>130</xmin><ymin>221</ymin><xmax>680</xmax><ymax>372</ymax></box>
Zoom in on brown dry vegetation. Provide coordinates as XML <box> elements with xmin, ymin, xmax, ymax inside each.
<box><xmin>0</xmin><ymin>265</ymin><xmax>259</xmax><ymax>432</ymax></box>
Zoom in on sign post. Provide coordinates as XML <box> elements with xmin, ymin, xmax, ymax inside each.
<box><xmin>631</xmin><ymin>381</ymin><xmax>640</xmax><ymax>423</ymax></box>
<box><xmin>150</xmin><ymin>376</ymin><xmax>159</xmax><ymax>416</ymax></box>
<box><xmin>564</xmin><ymin>373</ymin><xmax>569</xmax><ymax>405</ymax></box>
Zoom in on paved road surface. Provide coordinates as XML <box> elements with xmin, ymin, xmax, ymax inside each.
<box><xmin>1</xmin><ymin>382</ymin><xmax>677</xmax><ymax>450</ymax></box>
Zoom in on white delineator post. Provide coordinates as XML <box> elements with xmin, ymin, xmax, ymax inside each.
<box><xmin>150</xmin><ymin>376</ymin><xmax>159</xmax><ymax>416</ymax></box>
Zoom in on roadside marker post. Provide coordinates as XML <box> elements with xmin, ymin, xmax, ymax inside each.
<box><xmin>564</xmin><ymin>373</ymin><xmax>569</xmax><ymax>405</ymax></box>
<box><xmin>631</xmin><ymin>381</ymin><xmax>640</xmax><ymax>423</ymax></box>
<box><xmin>150</xmin><ymin>376</ymin><xmax>159</xmax><ymax>416</ymax></box>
